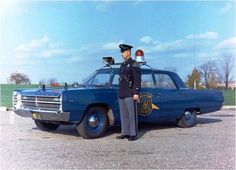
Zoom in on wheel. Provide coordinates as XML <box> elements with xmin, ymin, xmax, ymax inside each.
<box><xmin>177</xmin><ymin>110</ymin><xmax>197</xmax><ymax>128</ymax></box>
<box><xmin>34</xmin><ymin>120</ymin><xmax>60</xmax><ymax>131</ymax></box>
<box><xmin>77</xmin><ymin>107</ymin><xmax>108</xmax><ymax>139</ymax></box>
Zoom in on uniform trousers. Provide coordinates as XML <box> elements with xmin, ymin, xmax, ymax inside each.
<box><xmin>119</xmin><ymin>97</ymin><xmax>138</xmax><ymax>136</ymax></box>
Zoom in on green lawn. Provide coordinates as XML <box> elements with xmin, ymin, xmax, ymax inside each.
<box><xmin>0</xmin><ymin>84</ymin><xmax>235</xmax><ymax>108</ymax></box>
<box><xmin>221</xmin><ymin>89</ymin><xmax>235</xmax><ymax>105</ymax></box>
<box><xmin>0</xmin><ymin>84</ymin><xmax>39</xmax><ymax>108</ymax></box>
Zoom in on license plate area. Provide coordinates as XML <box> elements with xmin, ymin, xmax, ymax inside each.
<box><xmin>32</xmin><ymin>112</ymin><xmax>42</xmax><ymax>120</ymax></box>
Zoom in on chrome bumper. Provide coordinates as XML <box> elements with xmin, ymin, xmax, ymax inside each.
<box><xmin>13</xmin><ymin>108</ymin><xmax>70</xmax><ymax>122</ymax></box>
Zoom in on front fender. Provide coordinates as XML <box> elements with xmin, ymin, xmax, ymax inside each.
<box><xmin>62</xmin><ymin>89</ymin><xmax>96</xmax><ymax>122</ymax></box>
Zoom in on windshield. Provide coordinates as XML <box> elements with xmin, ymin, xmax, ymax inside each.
<box><xmin>84</xmin><ymin>71</ymin><xmax>112</xmax><ymax>86</ymax></box>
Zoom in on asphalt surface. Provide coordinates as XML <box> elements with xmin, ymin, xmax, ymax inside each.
<box><xmin>0</xmin><ymin>109</ymin><xmax>235</xmax><ymax>169</ymax></box>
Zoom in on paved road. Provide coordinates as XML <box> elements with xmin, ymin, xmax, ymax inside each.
<box><xmin>0</xmin><ymin>109</ymin><xmax>235</xmax><ymax>169</ymax></box>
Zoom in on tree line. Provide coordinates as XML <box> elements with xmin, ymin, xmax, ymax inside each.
<box><xmin>7</xmin><ymin>55</ymin><xmax>234</xmax><ymax>90</ymax></box>
<box><xmin>7</xmin><ymin>73</ymin><xmax>58</xmax><ymax>86</ymax></box>
<box><xmin>187</xmin><ymin>55</ymin><xmax>234</xmax><ymax>90</ymax></box>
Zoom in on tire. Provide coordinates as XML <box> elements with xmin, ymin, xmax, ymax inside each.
<box><xmin>34</xmin><ymin>120</ymin><xmax>60</xmax><ymax>131</ymax></box>
<box><xmin>77</xmin><ymin>107</ymin><xmax>108</xmax><ymax>139</ymax></box>
<box><xmin>177</xmin><ymin>110</ymin><xmax>197</xmax><ymax>128</ymax></box>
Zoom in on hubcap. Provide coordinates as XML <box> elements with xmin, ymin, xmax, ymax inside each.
<box><xmin>88</xmin><ymin>115</ymin><xmax>99</xmax><ymax>128</ymax></box>
<box><xmin>184</xmin><ymin>111</ymin><xmax>192</xmax><ymax>120</ymax></box>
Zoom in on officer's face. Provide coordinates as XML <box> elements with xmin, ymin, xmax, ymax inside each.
<box><xmin>121</xmin><ymin>50</ymin><xmax>131</xmax><ymax>60</ymax></box>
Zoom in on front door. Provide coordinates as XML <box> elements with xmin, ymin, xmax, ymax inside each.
<box><xmin>138</xmin><ymin>72</ymin><xmax>161</xmax><ymax>122</ymax></box>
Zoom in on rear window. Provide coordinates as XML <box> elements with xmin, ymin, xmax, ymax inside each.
<box><xmin>155</xmin><ymin>74</ymin><xmax>177</xmax><ymax>89</ymax></box>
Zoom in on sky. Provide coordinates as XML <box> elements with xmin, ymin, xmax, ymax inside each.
<box><xmin>0</xmin><ymin>0</ymin><xmax>235</xmax><ymax>84</ymax></box>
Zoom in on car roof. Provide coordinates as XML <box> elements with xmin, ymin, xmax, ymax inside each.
<box><xmin>97</xmin><ymin>67</ymin><xmax>176</xmax><ymax>75</ymax></box>
<box><xmin>96</xmin><ymin>66</ymin><xmax>187</xmax><ymax>89</ymax></box>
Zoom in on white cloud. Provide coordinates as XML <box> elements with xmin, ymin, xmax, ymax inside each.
<box><xmin>41</xmin><ymin>49</ymin><xmax>67</xmax><ymax>58</ymax></box>
<box><xmin>132</xmin><ymin>0</ymin><xmax>143</xmax><ymax>6</ymax></box>
<box><xmin>94</xmin><ymin>1</ymin><xmax>118</xmax><ymax>12</ymax></box>
<box><xmin>102</xmin><ymin>40</ymin><xmax>124</xmax><ymax>50</ymax></box>
<box><xmin>140</xmin><ymin>35</ymin><xmax>160</xmax><ymax>45</ymax></box>
<box><xmin>219</xmin><ymin>3</ymin><xmax>233</xmax><ymax>15</ymax></box>
<box><xmin>140</xmin><ymin>39</ymin><xmax>190</xmax><ymax>54</ymax></box>
<box><xmin>186</xmin><ymin>32</ymin><xmax>218</xmax><ymax>40</ymax></box>
<box><xmin>17</xmin><ymin>35</ymin><xmax>50</xmax><ymax>52</ymax></box>
<box><xmin>156</xmin><ymin>40</ymin><xmax>184</xmax><ymax>51</ymax></box>
<box><xmin>140</xmin><ymin>36</ymin><xmax>153</xmax><ymax>44</ymax></box>
<box><xmin>216</xmin><ymin>37</ymin><xmax>236</xmax><ymax>50</ymax></box>
<box><xmin>196</xmin><ymin>52</ymin><xmax>219</xmax><ymax>59</ymax></box>
<box><xmin>16</xmin><ymin>35</ymin><xmax>67</xmax><ymax>58</ymax></box>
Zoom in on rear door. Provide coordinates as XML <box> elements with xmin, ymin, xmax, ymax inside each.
<box><xmin>153</xmin><ymin>73</ymin><xmax>184</xmax><ymax>119</ymax></box>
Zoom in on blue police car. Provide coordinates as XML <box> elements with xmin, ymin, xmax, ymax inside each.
<box><xmin>13</xmin><ymin>51</ymin><xmax>224</xmax><ymax>139</ymax></box>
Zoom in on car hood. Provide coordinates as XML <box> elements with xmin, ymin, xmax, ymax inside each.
<box><xmin>16</xmin><ymin>86</ymin><xmax>104</xmax><ymax>97</ymax></box>
<box><xmin>17</xmin><ymin>88</ymin><xmax>65</xmax><ymax>97</ymax></box>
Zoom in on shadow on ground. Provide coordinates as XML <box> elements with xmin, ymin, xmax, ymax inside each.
<box><xmin>32</xmin><ymin>117</ymin><xmax>222</xmax><ymax>139</ymax></box>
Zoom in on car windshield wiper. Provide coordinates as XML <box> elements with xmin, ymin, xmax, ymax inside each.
<box><xmin>92</xmin><ymin>84</ymin><xmax>110</xmax><ymax>87</ymax></box>
<box><xmin>72</xmin><ymin>82</ymin><xmax>87</xmax><ymax>88</ymax></box>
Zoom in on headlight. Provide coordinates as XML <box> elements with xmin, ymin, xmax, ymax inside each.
<box><xmin>59</xmin><ymin>95</ymin><xmax>62</xmax><ymax>112</ymax></box>
<box><xmin>13</xmin><ymin>91</ymin><xmax>22</xmax><ymax>109</ymax></box>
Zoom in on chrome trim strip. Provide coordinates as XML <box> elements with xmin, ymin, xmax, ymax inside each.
<box><xmin>14</xmin><ymin>108</ymin><xmax>59</xmax><ymax>114</ymax></box>
<box><xmin>13</xmin><ymin>108</ymin><xmax>70</xmax><ymax>122</ymax></box>
<box><xmin>21</xmin><ymin>94</ymin><xmax>61</xmax><ymax>97</ymax></box>
<box><xmin>21</xmin><ymin>100</ymin><xmax>61</xmax><ymax>104</ymax></box>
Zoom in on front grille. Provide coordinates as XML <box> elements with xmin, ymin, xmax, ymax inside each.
<box><xmin>21</xmin><ymin>95</ymin><xmax>62</xmax><ymax>112</ymax></box>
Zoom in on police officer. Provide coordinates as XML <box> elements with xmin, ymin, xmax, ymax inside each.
<box><xmin>116</xmin><ymin>44</ymin><xmax>141</xmax><ymax>141</ymax></box>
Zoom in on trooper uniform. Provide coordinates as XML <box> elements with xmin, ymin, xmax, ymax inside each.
<box><xmin>117</xmin><ymin>44</ymin><xmax>141</xmax><ymax>141</ymax></box>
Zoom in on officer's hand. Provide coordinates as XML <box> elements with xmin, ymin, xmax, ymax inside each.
<box><xmin>133</xmin><ymin>94</ymin><xmax>139</xmax><ymax>101</ymax></box>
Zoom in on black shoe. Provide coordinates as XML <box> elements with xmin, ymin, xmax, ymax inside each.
<box><xmin>128</xmin><ymin>136</ymin><xmax>137</xmax><ymax>141</ymax></box>
<box><xmin>116</xmin><ymin>135</ymin><xmax>129</xmax><ymax>139</ymax></box>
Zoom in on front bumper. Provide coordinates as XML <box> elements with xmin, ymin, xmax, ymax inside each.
<box><xmin>13</xmin><ymin>108</ymin><xmax>70</xmax><ymax>122</ymax></box>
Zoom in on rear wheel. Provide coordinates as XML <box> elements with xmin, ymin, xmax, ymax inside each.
<box><xmin>77</xmin><ymin>107</ymin><xmax>108</xmax><ymax>139</ymax></box>
<box><xmin>34</xmin><ymin>120</ymin><xmax>60</xmax><ymax>131</ymax></box>
<box><xmin>177</xmin><ymin>110</ymin><xmax>197</xmax><ymax>128</ymax></box>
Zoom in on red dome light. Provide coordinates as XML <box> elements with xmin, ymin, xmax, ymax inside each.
<box><xmin>135</xmin><ymin>49</ymin><xmax>144</xmax><ymax>56</ymax></box>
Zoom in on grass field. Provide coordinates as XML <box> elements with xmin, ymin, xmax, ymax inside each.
<box><xmin>0</xmin><ymin>84</ymin><xmax>39</xmax><ymax>108</ymax></box>
<box><xmin>221</xmin><ymin>89</ymin><xmax>235</xmax><ymax>105</ymax></box>
<box><xmin>0</xmin><ymin>84</ymin><xmax>235</xmax><ymax>108</ymax></box>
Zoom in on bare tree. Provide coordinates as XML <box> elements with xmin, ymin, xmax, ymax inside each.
<box><xmin>200</xmin><ymin>61</ymin><xmax>218</xmax><ymax>89</ymax></box>
<box><xmin>217</xmin><ymin>55</ymin><xmax>234</xmax><ymax>89</ymax></box>
<box><xmin>9</xmin><ymin>72</ymin><xmax>31</xmax><ymax>84</ymax></box>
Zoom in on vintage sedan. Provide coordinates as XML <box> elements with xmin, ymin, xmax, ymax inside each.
<box><xmin>13</xmin><ymin>53</ymin><xmax>224</xmax><ymax>139</ymax></box>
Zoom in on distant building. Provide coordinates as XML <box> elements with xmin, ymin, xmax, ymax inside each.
<box><xmin>217</xmin><ymin>81</ymin><xmax>236</xmax><ymax>89</ymax></box>
<box><xmin>190</xmin><ymin>81</ymin><xmax>236</xmax><ymax>90</ymax></box>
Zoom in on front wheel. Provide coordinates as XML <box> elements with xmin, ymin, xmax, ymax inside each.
<box><xmin>177</xmin><ymin>110</ymin><xmax>197</xmax><ymax>128</ymax></box>
<box><xmin>77</xmin><ymin>107</ymin><xmax>108</xmax><ymax>139</ymax></box>
<box><xmin>34</xmin><ymin>120</ymin><xmax>60</xmax><ymax>131</ymax></box>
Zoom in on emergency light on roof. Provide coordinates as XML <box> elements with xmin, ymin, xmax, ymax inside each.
<box><xmin>103</xmin><ymin>57</ymin><xmax>115</xmax><ymax>65</ymax></box>
<box><xmin>135</xmin><ymin>49</ymin><xmax>146</xmax><ymax>64</ymax></box>
<box><xmin>103</xmin><ymin>49</ymin><xmax>147</xmax><ymax>66</ymax></box>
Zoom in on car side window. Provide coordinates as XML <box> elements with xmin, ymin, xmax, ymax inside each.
<box><xmin>112</xmin><ymin>73</ymin><xmax>154</xmax><ymax>88</ymax></box>
<box><xmin>155</xmin><ymin>74</ymin><xmax>176</xmax><ymax>89</ymax></box>
<box><xmin>112</xmin><ymin>74</ymin><xmax>119</xmax><ymax>85</ymax></box>
<box><xmin>141</xmin><ymin>74</ymin><xmax>154</xmax><ymax>88</ymax></box>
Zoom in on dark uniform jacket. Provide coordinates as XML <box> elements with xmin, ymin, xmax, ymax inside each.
<box><xmin>119</xmin><ymin>58</ymin><xmax>141</xmax><ymax>98</ymax></box>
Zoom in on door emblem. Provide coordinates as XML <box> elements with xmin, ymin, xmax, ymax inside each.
<box><xmin>138</xmin><ymin>92</ymin><xmax>159</xmax><ymax>116</ymax></box>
